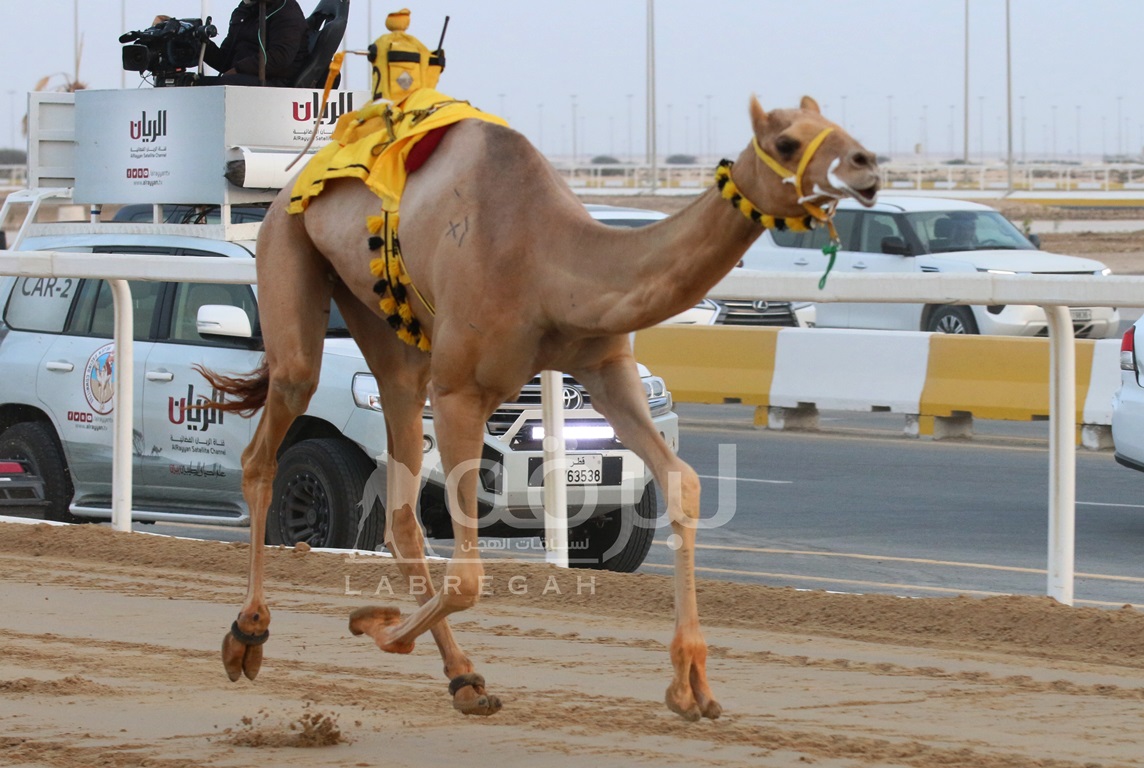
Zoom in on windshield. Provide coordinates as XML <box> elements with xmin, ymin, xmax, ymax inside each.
<box><xmin>905</xmin><ymin>211</ymin><xmax>1035</xmax><ymax>254</ymax></box>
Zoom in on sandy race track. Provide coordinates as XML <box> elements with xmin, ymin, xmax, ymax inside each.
<box><xmin>2</xmin><ymin>521</ymin><xmax>1144</xmax><ymax>768</ymax></box>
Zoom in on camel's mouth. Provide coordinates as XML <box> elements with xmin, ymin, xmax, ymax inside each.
<box><xmin>824</xmin><ymin>158</ymin><xmax>879</xmax><ymax>208</ymax></box>
<box><xmin>851</xmin><ymin>183</ymin><xmax>879</xmax><ymax>207</ymax></box>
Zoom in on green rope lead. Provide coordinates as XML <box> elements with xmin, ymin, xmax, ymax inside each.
<box><xmin>818</xmin><ymin>240</ymin><xmax>839</xmax><ymax>290</ymax></box>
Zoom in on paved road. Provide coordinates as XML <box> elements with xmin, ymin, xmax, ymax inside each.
<box><xmin>636</xmin><ymin>403</ymin><xmax>1144</xmax><ymax>608</ymax></box>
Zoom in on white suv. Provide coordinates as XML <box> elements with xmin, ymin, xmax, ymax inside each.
<box><xmin>745</xmin><ymin>195</ymin><xmax>1119</xmax><ymax>337</ymax></box>
<box><xmin>0</xmin><ymin>217</ymin><xmax>677</xmax><ymax>572</ymax></box>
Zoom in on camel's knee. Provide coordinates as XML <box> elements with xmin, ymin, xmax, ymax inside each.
<box><xmin>663</xmin><ymin>462</ymin><xmax>701</xmax><ymax>526</ymax></box>
<box><xmin>384</xmin><ymin>504</ymin><xmax>425</xmax><ymax>559</ymax></box>
<box><xmin>271</xmin><ymin>374</ymin><xmax>318</xmax><ymax>413</ymax></box>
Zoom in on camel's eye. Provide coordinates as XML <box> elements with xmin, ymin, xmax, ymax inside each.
<box><xmin>775</xmin><ymin>136</ymin><xmax>801</xmax><ymax>159</ymax></box>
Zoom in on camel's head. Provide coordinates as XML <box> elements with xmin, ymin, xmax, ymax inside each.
<box><xmin>740</xmin><ymin>95</ymin><xmax>880</xmax><ymax>220</ymax></box>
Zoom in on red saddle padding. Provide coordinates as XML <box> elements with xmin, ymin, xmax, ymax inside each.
<box><xmin>405</xmin><ymin>124</ymin><xmax>453</xmax><ymax>175</ymax></box>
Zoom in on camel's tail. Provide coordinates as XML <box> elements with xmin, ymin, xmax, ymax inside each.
<box><xmin>193</xmin><ymin>361</ymin><xmax>269</xmax><ymax>418</ymax></box>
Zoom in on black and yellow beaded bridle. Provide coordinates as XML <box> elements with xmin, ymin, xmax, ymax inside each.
<box><xmin>716</xmin><ymin>126</ymin><xmax>843</xmax><ymax>288</ymax></box>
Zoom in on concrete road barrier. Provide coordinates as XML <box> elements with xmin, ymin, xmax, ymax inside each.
<box><xmin>633</xmin><ymin>326</ymin><xmax>1119</xmax><ymax>449</ymax></box>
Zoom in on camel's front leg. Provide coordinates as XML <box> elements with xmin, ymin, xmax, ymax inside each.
<box><xmin>347</xmin><ymin>386</ymin><xmax>501</xmax><ymax>715</ymax></box>
<box><xmin>575</xmin><ymin>353</ymin><xmax>722</xmax><ymax>720</ymax></box>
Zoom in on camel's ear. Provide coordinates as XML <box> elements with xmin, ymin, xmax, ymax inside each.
<box><xmin>749</xmin><ymin>95</ymin><xmax>769</xmax><ymax>137</ymax></box>
<box><xmin>800</xmin><ymin>95</ymin><xmax>821</xmax><ymax>114</ymax></box>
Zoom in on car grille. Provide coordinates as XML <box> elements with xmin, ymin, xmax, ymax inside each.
<box><xmin>1036</xmin><ymin>323</ymin><xmax>1102</xmax><ymax>340</ymax></box>
<box><xmin>486</xmin><ymin>374</ymin><xmax>593</xmax><ymax>436</ymax></box>
<box><xmin>714</xmin><ymin>299</ymin><xmax>797</xmax><ymax>326</ymax></box>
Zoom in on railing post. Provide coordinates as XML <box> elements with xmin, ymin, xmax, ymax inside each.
<box><xmin>540</xmin><ymin>369</ymin><xmax>569</xmax><ymax>567</ymax></box>
<box><xmin>1043</xmin><ymin>305</ymin><xmax>1076</xmax><ymax>605</ymax></box>
<box><xmin>109</xmin><ymin>278</ymin><xmax>134</xmax><ymax>533</ymax></box>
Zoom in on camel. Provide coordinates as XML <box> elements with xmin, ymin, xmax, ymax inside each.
<box><xmin>203</xmin><ymin>94</ymin><xmax>880</xmax><ymax>720</ymax></box>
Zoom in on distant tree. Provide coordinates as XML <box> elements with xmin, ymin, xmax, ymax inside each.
<box><xmin>0</xmin><ymin>149</ymin><xmax>27</xmax><ymax>164</ymax></box>
<box><xmin>665</xmin><ymin>154</ymin><xmax>697</xmax><ymax>165</ymax></box>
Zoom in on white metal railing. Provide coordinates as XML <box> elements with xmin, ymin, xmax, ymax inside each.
<box><xmin>551</xmin><ymin>161</ymin><xmax>1144</xmax><ymax>195</ymax></box>
<box><xmin>5</xmin><ymin>250</ymin><xmax>1144</xmax><ymax>603</ymax></box>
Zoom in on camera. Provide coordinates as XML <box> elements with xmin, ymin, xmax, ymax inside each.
<box><xmin>120</xmin><ymin>17</ymin><xmax>218</xmax><ymax>87</ymax></box>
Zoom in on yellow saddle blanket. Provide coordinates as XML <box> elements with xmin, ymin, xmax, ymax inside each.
<box><xmin>287</xmin><ymin>89</ymin><xmax>507</xmax><ymax>351</ymax></box>
<box><xmin>288</xmin><ymin>87</ymin><xmax>506</xmax><ymax>214</ymax></box>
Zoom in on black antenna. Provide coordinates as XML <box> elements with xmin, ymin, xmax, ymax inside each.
<box><xmin>436</xmin><ymin>16</ymin><xmax>450</xmax><ymax>50</ymax></box>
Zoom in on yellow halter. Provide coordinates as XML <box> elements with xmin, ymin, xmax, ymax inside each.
<box><xmin>752</xmin><ymin>126</ymin><xmax>837</xmax><ymax>223</ymax></box>
<box><xmin>718</xmin><ymin>126</ymin><xmax>842</xmax><ymax>288</ymax></box>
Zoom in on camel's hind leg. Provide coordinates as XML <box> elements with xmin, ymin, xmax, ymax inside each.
<box><xmin>222</xmin><ymin>205</ymin><xmax>333</xmax><ymax>682</ymax></box>
<box><xmin>333</xmin><ymin>291</ymin><xmax>500</xmax><ymax>716</ymax></box>
<box><xmin>573</xmin><ymin>346</ymin><xmax>721</xmax><ymax>721</ymax></box>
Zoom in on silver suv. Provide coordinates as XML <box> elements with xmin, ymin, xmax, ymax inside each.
<box><xmin>0</xmin><ymin>215</ymin><xmax>677</xmax><ymax>572</ymax></box>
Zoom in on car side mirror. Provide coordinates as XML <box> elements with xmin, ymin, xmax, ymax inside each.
<box><xmin>197</xmin><ymin>304</ymin><xmax>253</xmax><ymax>338</ymax></box>
<box><xmin>1028</xmin><ymin>233</ymin><xmax>1041</xmax><ymax>249</ymax></box>
<box><xmin>881</xmin><ymin>236</ymin><xmax>911</xmax><ymax>256</ymax></box>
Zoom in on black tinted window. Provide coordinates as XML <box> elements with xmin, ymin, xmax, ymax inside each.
<box><xmin>768</xmin><ymin>210</ymin><xmax>858</xmax><ymax>250</ymax></box>
<box><xmin>65</xmin><ymin>279</ymin><xmax>163</xmax><ymax>340</ymax></box>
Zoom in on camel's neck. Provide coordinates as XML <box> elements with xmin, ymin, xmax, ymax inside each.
<box><xmin>568</xmin><ymin>178</ymin><xmax>765</xmax><ymax>335</ymax></box>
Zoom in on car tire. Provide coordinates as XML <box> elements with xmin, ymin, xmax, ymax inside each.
<box><xmin>268</xmin><ymin>438</ymin><xmax>382</xmax><ymax>550</ymax></box>
<box><xmin>927</xmin><ymin>305</ymin><xmax>979</xmax><ymax>334</ymax></box>
<box><xmin>566</xmin><ymin>483</ymin><xmax>657</xmax><ymax>572</ymax></box>
<box><xmin>0</xmin><ymin>421</ymin><xmax>80</xmax><ymax>523</ymax></box>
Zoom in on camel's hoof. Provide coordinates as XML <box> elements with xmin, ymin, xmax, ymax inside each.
<box><xmin>665</xmin><ymin>684</ymin><xmax>720</xmax><ymax>721</ymax></box>
<box><xmin>222</xmin><ymin>623</ymin><xmax>269</xmax><ymax>682</ymax></box>
<box><xmin>449</xmin><ymin>673</ymin><xmax>503</xmax><ymax>717</ymax></box>
<box><xmin>348</xmin><ymin>606</ymin><xmax>415</xmax><ymax>654</ymax></box>
<box><xmin>665</xmin><ymin>692</ymin><xmax>702</xmax><ymax>722</ymax></box>
<box><xmin>699</xmin><ymin>698</ymin><xmax>723</xmax><ymax>720</ymax></box>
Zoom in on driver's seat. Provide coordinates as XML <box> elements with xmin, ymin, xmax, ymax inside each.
<box><xmin>292</xmin><ymin>0</ymin><xmax>350</xmax><ymax>89</ymax></box>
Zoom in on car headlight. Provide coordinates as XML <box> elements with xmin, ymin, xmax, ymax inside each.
<box><xmin>642</xmin><ymin>375</ymin><xmax>673</xmax><ymax>417</ymax></box>
<box><xmin>1099</xmin><ymin>268</ymin><xmax>1112</xmax><ymax>276</ymax></box>
<box><xmin>352</xmin><ymin>373</ymin><xmax>383</xmax><ymax>412</ymax></box>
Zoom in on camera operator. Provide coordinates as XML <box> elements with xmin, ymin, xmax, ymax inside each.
<box><xmin>153</xmin><ymin>0</ymin><xmax>308</xmax><ymax>86</ymax></box>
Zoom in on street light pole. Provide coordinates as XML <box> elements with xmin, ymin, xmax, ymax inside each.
<box><xmin>705</xmin><ymin>93</ymin><xmax>712</xmax><ymax>160</ymax></box>
<box><xmin>887</xmin><ymin>94</ymin><xmax>893</xmax><ymax>157</ymax></box>
<box><xmin>626</xmin><ymin>93</ymin><xmax>633</xmax><ymax>163</ymax></box>
<box><xmin>646</xmin><ymin>0</ymin><xmax>657</xmax><ymax>191</ymax></box>
<box><xmin>1005</xmin><ymin>0</ymin><xmax>1013</xmax><ymax>191</ymax></box>
<box><xmin>570</xmin><ymin>95</ymin><xmax>577</xmax><ymax>168</ymax></box>
<box><xmin>74</xmin><ymin>0</ymin><xmax>80</xmax><ymax>86</ymax></box>
<box><xmin>7</xmin><ymin>91</ymin><xmax>15</xmax><ymax>150</ymax></box>
<box><xmin>120</xmin><ymin>0</ymin><xmax>127</xmax><ymax>88</ymax></box>
<box><xmin>963</xmin><ymin>0</ymin><xmax>970</xmax><ymax>162</ymax></box>
<box><xmin>1052</xmin><ymin>104</ymin><xmax>1057</xmax><ymax>161</ymax></box>
<box><xmin>1117</xmin><ymin>96</ymin><xmax>1124</xmax><ymax>156</ymax></box>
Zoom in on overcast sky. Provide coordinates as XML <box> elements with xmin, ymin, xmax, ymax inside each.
<box><xmin>4</xmin><ymin>0</ymin><xmax>1144</xmax><ymax>162</ymax></box>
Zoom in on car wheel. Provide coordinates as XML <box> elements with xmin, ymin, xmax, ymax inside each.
<box><xmin>268</xmin><ymin>438</ymin><xmax>382</xmax><ymax>550</ymax></box>
<box><xmin>927</xmin><ymin>305</ymin><xmax>979</xmax><ymax>334</ymax></box>
<box><xmin>566</xmin><ymin>483</ymin><xmax>657</xmax><ymax>572</ymax></box>
<box><xmin>0</xmin><ymin>422</ymin><xmax>80</xmax><ymax>523</ymax></box>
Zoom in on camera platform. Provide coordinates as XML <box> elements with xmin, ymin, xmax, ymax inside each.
<box><xmin>18</xmin><ymin>86</ymin><xmax>367</xmax><ymax>241</ymax></box>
